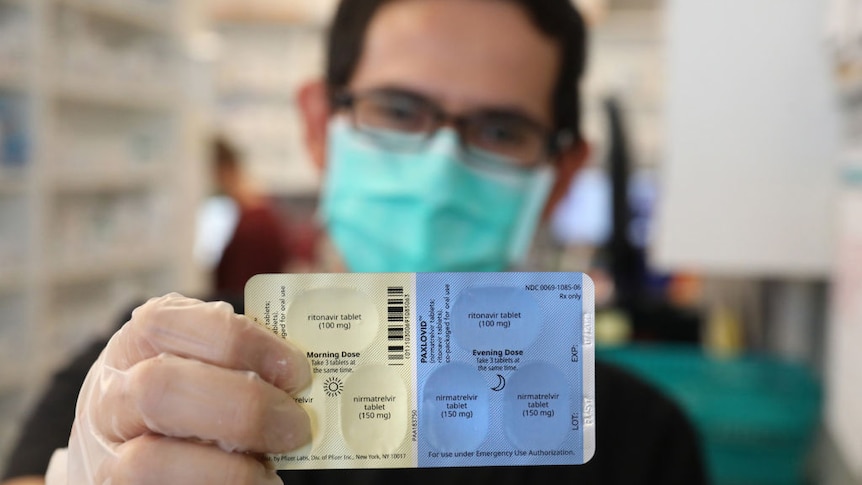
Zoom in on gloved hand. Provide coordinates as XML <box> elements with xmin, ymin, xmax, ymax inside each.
<box><xmin>59</xmin><ymin>293</ymin><xmax>311</xmax><ymax>485</ymax></box>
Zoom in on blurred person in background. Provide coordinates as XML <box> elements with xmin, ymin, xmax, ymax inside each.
<box><xmin>211</xmin><ymin>136</ymin><xmax>294</xmax><ymax>295</ymax></box>
<box><xmin>1</xmin><ymin>1</ymin><xmax>707</xmax><ymax>484</ymax></box>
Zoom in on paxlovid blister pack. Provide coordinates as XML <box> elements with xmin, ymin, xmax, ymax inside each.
<box><xmin>245</xmin><ymin>273</ymin><xmax>595</xmax><ymax>469</ymax></box>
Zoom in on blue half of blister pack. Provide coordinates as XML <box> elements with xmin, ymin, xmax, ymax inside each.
<box><xmin>245</xmin><ymin>272</ymin><xmax>595</xmax><ymax>469</ymax></box>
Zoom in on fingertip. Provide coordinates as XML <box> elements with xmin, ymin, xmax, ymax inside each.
<box><xmin>235</xmin><ymin>313</ymin><xmax>311</xmax><ymax>394</ymax></box>
<box><xmin>213</xmin><ymin>299</ymin><xmax>236</xmax><ymax>315</ymax></box>
<box><xmin>269</xmin><ymin>341</ymin><xmax>313</xmax><ymax>394</ymax></box>
<box><xmin>265</xmin><ymin>398</ymin><xmax>312</xmax><ymax>454</ymax></box>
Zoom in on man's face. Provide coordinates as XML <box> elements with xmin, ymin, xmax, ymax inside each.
<box><xmin>298</xmin><ymin>0</ymin><xmax>582</xmax><ymax>271</ymax></box>
<box><xmin>347</xmin><ymin>0</ymin><xmax>560</xmax><ymax>141</ymax></box>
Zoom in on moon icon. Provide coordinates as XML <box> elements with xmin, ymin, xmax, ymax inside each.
<box><xmin>491</xmin><ymin>374</ymin><xmax>506</xmax><ymax>391</ymax></box>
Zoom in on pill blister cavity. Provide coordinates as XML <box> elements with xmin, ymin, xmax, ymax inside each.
<box><xmin>287</xmin><ymin>288</ymin><xmax>379</xmax><ymax>352</ymax></box>
<box><xmin>451</xmin><ymin>286</ymin><xmax>543</xmax><ymax>351</ymax></box>
<box><xmin>422</xmin><ymin>363</ymin><xmax>490</xmax><ymax>451</ymax></box>
<box><xmin>340</xmin><ymin>365</ymin><xmax>409</xmax><ymax>454</ymax></box>
<box><xmin>503</xmin><ymin>362</ymin><xmax>571</xmax><ymax>449</ymax></box>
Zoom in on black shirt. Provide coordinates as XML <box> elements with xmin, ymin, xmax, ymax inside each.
<box><xmin>3</xmin><ymin>298</ymin><xmax>708</xmax><ymax>484</ymax></box>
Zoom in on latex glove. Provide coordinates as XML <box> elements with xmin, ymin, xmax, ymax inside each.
<box><xmin>61</xmin><ymin>293</ymin><xmax>312</xmax><ymax>485</ymax></box>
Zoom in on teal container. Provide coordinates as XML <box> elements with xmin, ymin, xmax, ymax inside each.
<box><xmin>598</xmin><ymin>345</ymin><xmax>822</xmax><ymax>485</ymax></box>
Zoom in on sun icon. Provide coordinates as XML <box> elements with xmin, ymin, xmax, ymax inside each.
<box><xmin>323</xmin><ymin>377</ymin><xmax>344</xmax><ymax>397</ymax></box>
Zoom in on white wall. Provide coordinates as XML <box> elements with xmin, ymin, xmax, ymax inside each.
<box><xmin>654</xmin><ymin>0</ymin><xmax>841</xmax><ymax>278</ymax></box>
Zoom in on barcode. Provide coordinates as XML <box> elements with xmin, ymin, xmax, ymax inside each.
<box><xmin>387</xmin><ymin>286</ymin><xmax>405</xmax><ymax>364</ymax></box>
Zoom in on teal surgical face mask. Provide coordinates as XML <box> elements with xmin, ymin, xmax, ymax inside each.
<box><xmin>320</xmin><ymin>118</ymin><xmax>554</xmax><ymax>272</ymax></box>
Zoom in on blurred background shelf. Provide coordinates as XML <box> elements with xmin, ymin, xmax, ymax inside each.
<box><xmin>54</xmin><ymin>79</ymin><xmax>176</xmax><ymax>112</ymax></box>
<box><xmin>211</xmin><ymin>6</ymin><xmax>326</xmax><ymax>196</ymax></box>
<box><xmin>0</xmin><ymin>267</ymin><xmax>26</xmax><ymax>293</ymax></box>
<box><xmin>0</xmin><ymin>68</ymin><xmax>26</xmax><ymax>92</ymax></box>
<box><xmin>213</xmin><ymin>6</ymin><xmax>310</xmax><ymax>25</ymax></box>
<box><xmin>0</xmin><ymin>177</ymin><xmax>26</xmax><ymax>195</ymax></box>
<box><xmin>50</xmin><ymin>168</ymin><xmax>163</xmax><ymax>193</ymax></box>
<box><xmin>57</xmin><ymin>0</ymin><xmax>171</xmax><ymax>33</ymax></box>
<box><xmin>211</xmin><ymin>1</ymin><xmax>337</xmax><ymax>26</ymax></box>
<box><xmin>0</xmin><ymin>0</ymin><xmax>203</xmax><ymax>477</ymax></box>
<box><xmin>49</xmin><ymin>250</ymin><xmax>168</xmax><ymax>285</ymax></box>
<box><xmin>0</xmin><ymin>0</ymin><xmax>29</xmax><ymax>8</ymax></box>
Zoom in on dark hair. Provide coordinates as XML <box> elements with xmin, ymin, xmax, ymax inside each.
<box><xmin>212</xmin><ymin>135</ymin><xmax>241</xmax><ymax>172</ymax></box>
<box><xmin>326</xmin><ymin>0</ymin><xmax>587</xmax><ymax>144</ymax></box>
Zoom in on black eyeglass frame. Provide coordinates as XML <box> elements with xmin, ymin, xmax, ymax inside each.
<box><xmin>333</xmin><ymin>89</ymin><xmax>574</xmax><ymax>169</ymax></box>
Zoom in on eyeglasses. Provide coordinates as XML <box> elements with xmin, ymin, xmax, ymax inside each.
<box><xmin>334</xmin><ymin>88</ymin><xmax>568</xmax><ymax>171</ymax></box>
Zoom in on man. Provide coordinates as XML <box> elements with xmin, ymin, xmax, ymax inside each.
<box><xmin>2</xmin><ymin>0</ymin><xmax>707</xmax><ymax>484</ymax></box>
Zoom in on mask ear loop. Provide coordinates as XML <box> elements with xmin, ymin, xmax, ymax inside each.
<box><xmin>506</xmin><ymin>166</ymin><xmax>555</xmax><ymax>266</ymax></box>
<box><xmin>506</xmin><ymin>128</ymin><xmax>575</xmax><ymax>266</ymax></box>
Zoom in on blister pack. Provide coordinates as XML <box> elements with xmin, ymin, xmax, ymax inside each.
<box><xmin>245</xmin><ymin>272</ymin><xmax>595</xmax><ymax>469</ymax></box>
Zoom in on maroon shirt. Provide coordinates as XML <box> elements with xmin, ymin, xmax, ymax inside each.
<box><xmin>215</xmin><ymin>204</ymin><xmax>290</xmax><ymax>295</ymax></box>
